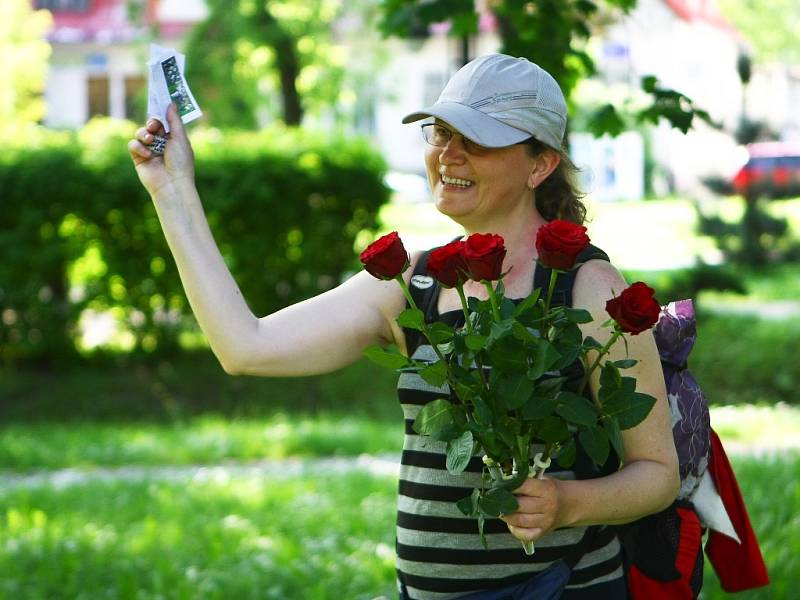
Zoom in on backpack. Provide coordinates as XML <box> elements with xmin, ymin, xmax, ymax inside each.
<box><xmin>404</xmin><ymin>243</ymin><xmax>768</xmax><ymax>599</ymax></box>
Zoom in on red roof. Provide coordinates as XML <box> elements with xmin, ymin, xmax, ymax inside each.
<box><xmin>41</xmin><ymin>0</ymin><xmax>196</xmax><ymax>44</ymax></box>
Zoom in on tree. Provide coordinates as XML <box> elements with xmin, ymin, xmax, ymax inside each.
<box><xmin>718</xmin><ymin>0</ymin><xmax>800</xmax><ymax>64</ymax></box>
<box><xmin>0</xmin><ymin>0</ymin><xmax>52</xmax><ymax>126</ymax></box>
<box><xmin>378</xmin><ymin>0</ymin><xmax>710</xmax><ymax>138</ymax></box>
<box><xmin>184</xmin><ymin>0</ymin><xmax>353</xmax><ymax>128</ymax></box>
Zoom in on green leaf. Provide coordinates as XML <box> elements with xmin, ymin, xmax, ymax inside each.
<box><xmin>419</xmin><ymin>360</ymin><xmax>448</xmax><ymax>387</ymax></box>
<box><xmin>500</xmin><ymin>297</ymin><xmax>517</xmax><ymax>319</ymax></box>
<box><xmin>431</xmin><ymin>423</ymin><xmax>464</xmax><ymax>442</ymax></box>
<box><xmin>512</xmin><ymin>288</ymin><xmax>541</xmax><ymax>317</ymax></box>
<box><xmin>511</xmin><ymin>321</ymin><xmax>537</xmax><ymax>342</ymax></box>
<box><xmin>362</xmin><ymin>345</ymin><xmax>409</xmax><ymax>370</ymax></box>
<box><xmin>555</xmin><ymin>391</ymin><xmax>599</xmax><ymax>427</ymax></box>
<box><xmin>612</xmin><ymin>359</ymin><xmax>638</xmax><ymax>369</ymax></box>
<box><xmin>540</xmin><ymin>338</ymin><xmax>564</xmax><ymax>369</ymax></box>
<box><xmin>557</xmin><ymin>439</ymin><xmax>577</xmax><ymax>469</ymax></box>
<box><xmin>437</xmin><ymin>341</ymin><xmax>455</xmax><ymax>354</ymax></box>
<box><xmin>604</xmin><ymin>392</ymin><xmax>657</xmax><ymax>430</ymax></box>
<box><xmin>536</xmin><ymin>416</ymin><xmax>570</xmax><ymax>443</ymax></box>
<box><xmin>428</xmin><ymin>321</ymin><xmax>454</xmax><ymax>345</ymax></box>
<box><xmin>564</xmin><ymin>308</ymin><xmax>593</xmax><ymax>324</ymax></box>
<box><xmin>396</xmin><ymin>307</ymin><xmax>425</xmax><ymax>331</ymax></box>
<box><xmin>579</xmin><ymin>426</ymin><xmax>610</xmax><ymax>466</ymax></box>
<box><xmin>522</xmin><ymin>394</ymin><xmax>559</xmax><ymax>420</ymax></box>
<box><xmin>413</xmin><ymin>398</ymin><xmax>454</xmax><ymax>435</ymax></box>
<box><xmin>465</xmin><ymin>333</ymin><xmax>489</xmax><ymax>351</ymax></box>
<box><xmin>456</xmin><ymin>489</ymin><xmax>480</xmax><ymax>516</ymax></box>
<box><xmin>603</xmin><ymin>418</ymin><xmax>625</xmax><ymax>463</ymax></box>
<box><xmin>488</xmin><ymin>338</ymin><xmax>528</xmax><ymax>372</ymax></box>
<box><xmin>599</xmin><ymin>362</ymin><xmax>621</xmax><ymax>392</ymax></box>
<box><xmin>479</xmin><ymin>487</ymin><xmax>519</xmax><ymax>517</ymax></box>
<box><xmin>489</xmin><ymin>319</ymin><xmax>514</xmax><ymax>343</ymax></box>
<box><xmin>494</xmin><ymin>422</ymin><xmax>517</xmax><ymax>450</ymax></box>
<box><xmin>583</xmin><ymin>336</ymin><xmax>603</xmax><ymax>350</ymax></box>
<box><xmin>496</xmin><ymin>372</ymin><xmax>536</xmax><ymax>411</ymax></box>
<box><xmin>471</xmin><ymin>394</ymin><xmax>493</xmax><ymax>425</ymax></box>
<box><xmin>446</xmin><ymin>430</ymin><xmax>474</xmax><ymax>474</ymax></box>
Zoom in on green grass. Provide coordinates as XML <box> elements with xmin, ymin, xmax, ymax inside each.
<box><xmin>700</xmin><ymin>454</ymin><xmax>800</xmax><ymax>599</ymax></box>
<box><xmin>0</xmin><ymin>454</ymin><xmax>796</xmax><ymax>599</ymax></box>
<box><xmin>690</xmin><ymin>313</ymin><xmax>800</xmax><ymax>405</ymax></box>
<box><xmin>710</xmin><ymin>404</ymin><xmax>800</xmax><ymax>447</ymax></box>
<box><xmin>0</xmin><ymin>414</ymin><xmax>402</xmax><ymax>472</ymax></box>
<box><xmin>0</xmin><ymin>471</ymin><xmax>398</xmax><ymax>600</ymax></box>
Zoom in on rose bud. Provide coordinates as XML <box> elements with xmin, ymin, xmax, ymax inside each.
<box><xmin>535</xmin><ymin>220</ymin><xmax>590</xmax><ymax>271</ymax></box>
<box><xmin>463</xmin><ymin>233</ymin><xmax>506</xmax><ymax>282</ymax></box>
<box><xmin>428</xmin><ymin>240</ymin><xmax>469</xmax><ymax>288</ymax></box>
<box><xmin>360</xmin><ymin>231</ymin><xmax>409</xmax><ymax>280</ymax></box>
<box><xmin>605</xmin><ymin>282</ymin><xmax>662</xmax><ymax>335</ymax></box>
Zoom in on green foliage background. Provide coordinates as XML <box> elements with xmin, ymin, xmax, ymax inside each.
<box><xmin>0</xmin><ymin>120</ymin><xmax>389</xmax><ymax>363</ymax></box>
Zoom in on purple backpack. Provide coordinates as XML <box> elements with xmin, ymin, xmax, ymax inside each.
<box><xmin>654</xmin><ymin>299</ymin><xmax>711</xmax><ymax>500</ymax></box>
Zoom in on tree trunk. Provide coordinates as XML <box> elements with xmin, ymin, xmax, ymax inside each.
<box><xmin>254</xmin><ymin>4</ymin><xmax>304</xmax><ymax>125</ymax></box>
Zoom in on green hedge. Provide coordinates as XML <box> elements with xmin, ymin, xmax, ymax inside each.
<box><xmin>0</xmin><ymin>119</ymin><xmax>390</xmax><ymax>363</ymax></box>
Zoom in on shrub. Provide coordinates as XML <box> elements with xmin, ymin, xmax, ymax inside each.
<box><xmin>0</xmin><ymin>119</ymin><xmax>390</xmax><ymax>363</ymax></box>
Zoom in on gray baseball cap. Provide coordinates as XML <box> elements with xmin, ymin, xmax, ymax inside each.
<box><xmin>402</xmin><ymin>53</ymin><xmax>567</xmax><ymax>150</ymax></box>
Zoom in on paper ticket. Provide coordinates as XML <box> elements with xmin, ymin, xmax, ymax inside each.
<box><xmin>146</xmin><ymin>44</ymin><xmax>202</xmax><ymax>133</ymax></box>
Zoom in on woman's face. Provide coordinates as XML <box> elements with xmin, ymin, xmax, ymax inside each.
<box><xmin>423</xmin><ymin>121</ymin><xmax>540</xmax><ymax>228</ymax></box>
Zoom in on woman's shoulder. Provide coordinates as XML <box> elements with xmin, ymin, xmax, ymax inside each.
<box><xmin>573</xmin><ymin>251</ymin><xmax>627</xmax><ymax>312</ymax></box>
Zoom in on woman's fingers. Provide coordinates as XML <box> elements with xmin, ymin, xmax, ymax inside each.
<box><xmin>128</xmin><ymin>138</ymin><xmax>153</xmax><ymax>160</ymax></box>
<box><xmin>165</xmin><ymin>103</ymin><xmax>187</xmax><ymax>141</ymax></box>
<box><xmin>506</xmin><ymin>524</ymin><xmax>544</xmax><ymax>543</ymax></box>
<box><xmin>146</xmin><ymin>117</ymin><xmax>166</xmax><ymax>136</ymax></box>
<box><xmin>136</xmin><ymin>127</ymin><xmax>154</xmax><ymax>144</ymax></box>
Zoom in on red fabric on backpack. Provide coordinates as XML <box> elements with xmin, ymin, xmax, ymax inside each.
<box><xmin>705</xmin><ymin>430</ymin><xmax>770</xmax><ymax>592</ymax></box>
<box><xmin>627</xmin><ymin>507</ymin><xmax>702</xmax><ymax>599</ymax></box>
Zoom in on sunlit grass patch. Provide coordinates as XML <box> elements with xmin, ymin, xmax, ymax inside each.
<box><xmin>0</xmin><ymin>471</ymin><xmax>398</xmax><ymax>600</ymax></box>
<box><xmin>710</xmin><ymin>404</ymin><xmax>800</xmax><ymax>447</ymax></box>
<box><xmin>0</xmin><ymin>414</ymin><xmax>402</xmax><ymax>472</ymax></box>
<box><xmin>700</xmin><ymin>453</ymin><xmax>800</xmax><ymax>600</ymax></box>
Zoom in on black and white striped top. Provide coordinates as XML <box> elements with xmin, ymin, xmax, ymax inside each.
<box><xmin>395</xmin><ymin>309</ymin><xmax>624</xmax><ymax>599</ymax></box>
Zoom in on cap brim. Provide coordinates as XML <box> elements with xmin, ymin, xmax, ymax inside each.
<box><xmin>402</xmin><ymin>101</ymin><xmax>530</xmax><ymax>148</ymax></box>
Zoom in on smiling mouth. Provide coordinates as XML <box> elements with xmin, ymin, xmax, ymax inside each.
<box><xmin>441</xmin><ymin>174</ymin><xmax>474</xmax><ymax>188</ymax></box>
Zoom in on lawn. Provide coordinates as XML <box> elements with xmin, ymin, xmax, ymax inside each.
<box><xmin>0</xmin><ymin>471</ymin><xmax>398</xmax><ymax>600</ymax></box>
<box><xmin>0</xmin><ymin>453</ymin><xmax>795</xmax><ymax>599</ymax></box>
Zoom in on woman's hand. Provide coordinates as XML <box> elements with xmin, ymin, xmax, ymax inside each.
<box><xmin>501</xmin><ymin>477</ymin><xmax>565</xmax><ymax>544</ymax></box>
<box><xmin>128</xmin><ymin>103</ymin><xmax>195</xmax><ymax>197</ymax></box>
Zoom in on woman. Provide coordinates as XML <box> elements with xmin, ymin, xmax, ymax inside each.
<box><xmin>128</xmin><ymin>53</ymin><xmax>679</xmax><ymax>599</ymax></box>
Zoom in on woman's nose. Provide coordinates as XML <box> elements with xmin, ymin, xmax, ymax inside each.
<box><xmin>439</xmin><ymin>135</ymin><xmax>467</xmax><ymax>163</ymax></box>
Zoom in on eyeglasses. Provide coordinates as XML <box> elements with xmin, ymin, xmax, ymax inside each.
<box><xmin>420</xmin><ymin>123</ymin><xmax>491</xmax><ymax>155</ymax></box>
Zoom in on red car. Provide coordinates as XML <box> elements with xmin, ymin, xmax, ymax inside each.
<box><xmin>733</xmin><ymin>141</ymin><xmax>800</xmax><ymax>198</ymax></box>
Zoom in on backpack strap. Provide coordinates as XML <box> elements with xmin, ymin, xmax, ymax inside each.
<box><xmin>402</xmin><ymin>250</ymin><xmax>439</xmax><ymax>357</ymax></box>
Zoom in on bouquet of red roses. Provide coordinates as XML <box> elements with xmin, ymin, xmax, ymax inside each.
<box><xmin>360</xmin><ymin>221</ymin><xmax>661</xmax><ymax>552</ymax></box>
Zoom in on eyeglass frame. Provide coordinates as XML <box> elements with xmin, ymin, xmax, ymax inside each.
<box><xmin>420</xmin><ymin>122</ymin><xmax>540</xmax><ymax>156</ymax></box>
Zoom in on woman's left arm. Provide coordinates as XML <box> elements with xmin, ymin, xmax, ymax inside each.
<box><xmin>503</xmin><ymin>259</ymin><xmax>680</xmax><ymax>542</ymax></box>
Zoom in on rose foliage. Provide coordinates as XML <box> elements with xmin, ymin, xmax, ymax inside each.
<box><xmin>361</xmin><ymin>222</ymin><xmax>662</xmax><ymax>548</ymax></box>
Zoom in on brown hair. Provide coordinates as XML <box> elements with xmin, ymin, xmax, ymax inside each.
<box><xmin>525</xmin><ymin>137</ymin><xmax>587</xmax><ymax>225</ymax></box>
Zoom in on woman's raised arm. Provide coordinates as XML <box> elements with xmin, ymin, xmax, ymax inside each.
<box><xmin>128</xmin><ymin>105</ymin><xmax>409</xmax><ymax>377</ymax></box>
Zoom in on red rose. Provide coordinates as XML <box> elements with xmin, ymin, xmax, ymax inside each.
<box><xmin>535</xmin><ymin>220</ymin><xmax>590</xmax><ymax>271</ymax></box>
<box><xmin>605</xmin><ymin>282</ymin><xmax>662</xmax><ymax>335</ymax></box>
<box><xmin>428</xmin><ymin>240</ymin><xmax>468</xmax><ymax>288</ymax></box>
<box><xmin>360</xmin><ymin>231</ymin><xmax>409</xmax><ymax>280</ymax></box>
<box><xmin>463</xmin><ymin>233</ymin><xmax>506</xmax><ymax>282</ymax></box>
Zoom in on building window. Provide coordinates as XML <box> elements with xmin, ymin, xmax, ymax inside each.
<box><xmin>88</xmin><ymin>76</ymin><xmax>109</xmax><ymax>117</ymax></box>
<box><xmin>124</xmin><ymin>76</ymin><xmax>146</xmax><ymax>120</ymax></box>
<box><xmin>34</xmin><ymin>0</ymin><xmax>91</xmax><ymax>11</ymax></box>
